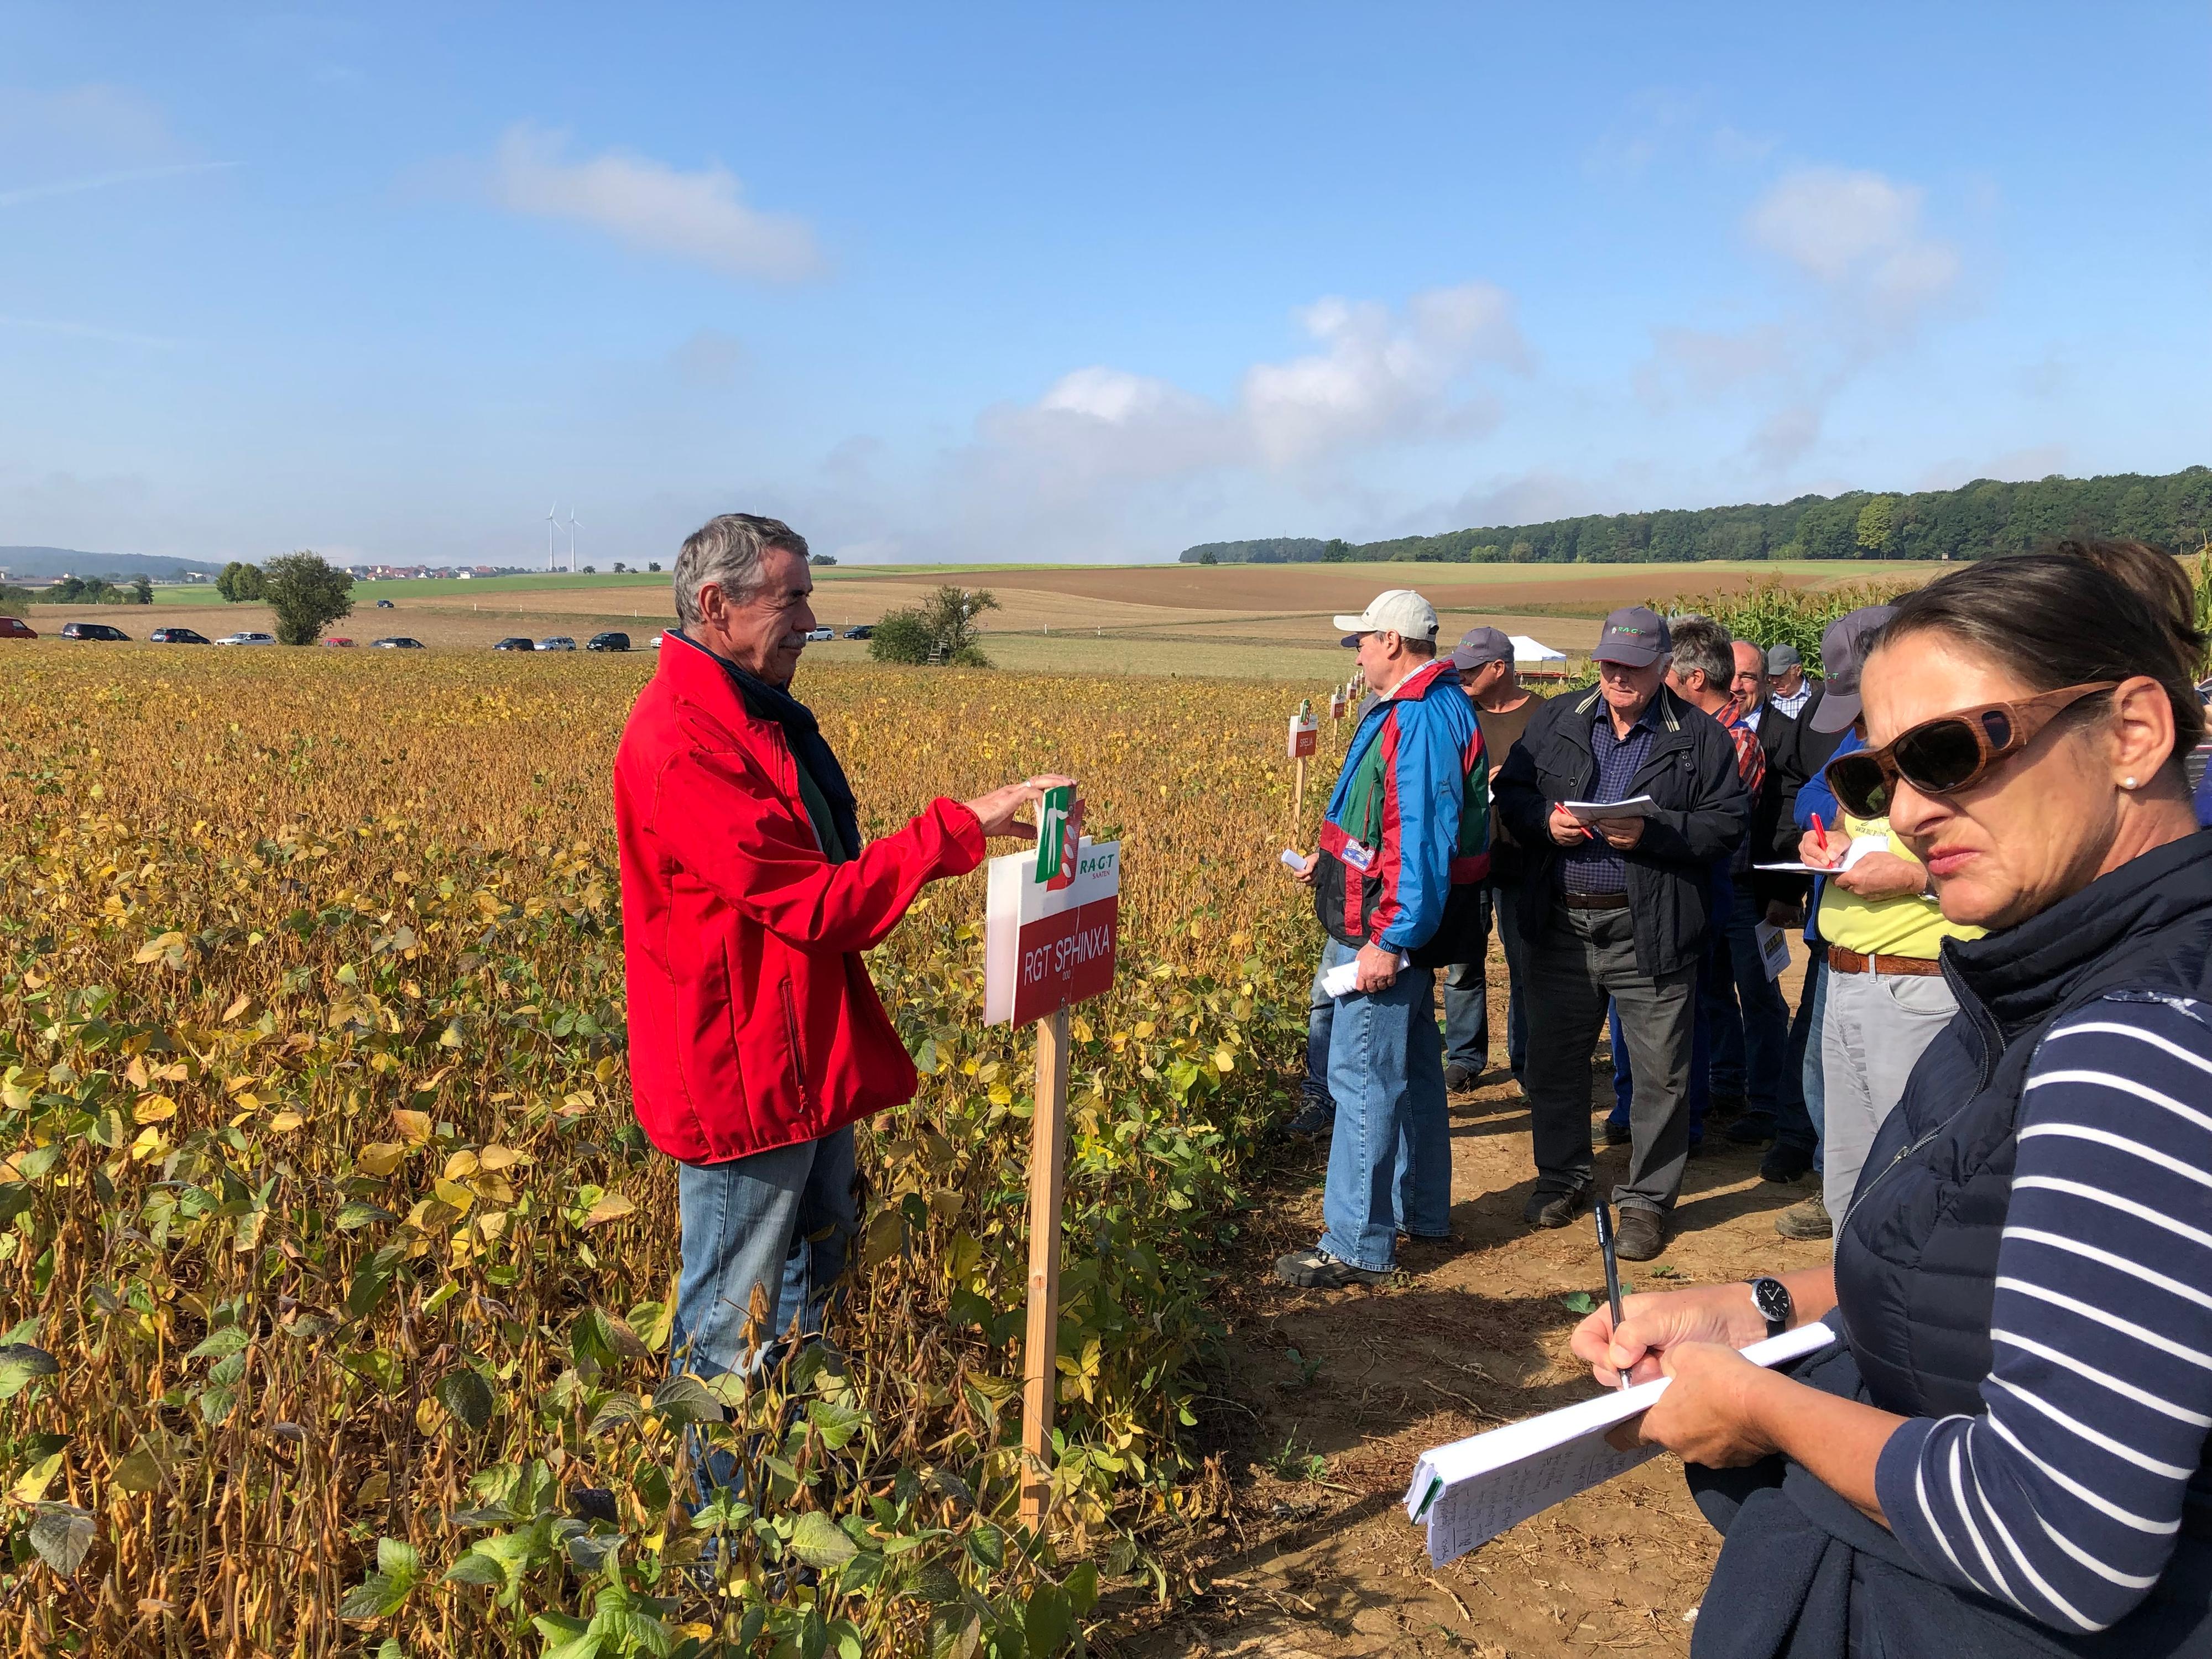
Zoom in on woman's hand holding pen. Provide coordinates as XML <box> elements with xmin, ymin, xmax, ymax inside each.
<box><xmin>1570</xmin><ymin>1285</ymin><xmax>1768</xmax><ymax>1388</ymax></box>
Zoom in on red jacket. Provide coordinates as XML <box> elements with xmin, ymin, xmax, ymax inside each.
<box><xmin>614</xmin><ymin>634</ymin><xmax>985</xmax><ymax>1162</ymax></box>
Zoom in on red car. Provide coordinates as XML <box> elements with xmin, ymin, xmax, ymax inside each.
<box><xmin>0</xmin><ymin>617</ymin><xmax>35</xmax><ymax>640</ymax></box>
<box><xmin>323</xmin><ymin>637</ymin><xmax>356</xmax><ymax>647</ymax></box>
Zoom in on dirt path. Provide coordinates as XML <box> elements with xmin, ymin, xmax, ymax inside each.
<box><xmin>1123</xmin><ymin>949</ymin><xmax>1822</xmax><ymax>1658</ymax></box>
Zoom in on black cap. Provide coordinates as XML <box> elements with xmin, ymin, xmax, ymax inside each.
<box><xmin>1449</xmin><ymin>626</ymin><xmax>1513</xmax><ymax>673</ymax></box>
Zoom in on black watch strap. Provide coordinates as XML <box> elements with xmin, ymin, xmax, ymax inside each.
<box><xmin>1749</xmin><ymin>1276</ymin><xmax>1792</xmax><ymax>1340</ymax></box>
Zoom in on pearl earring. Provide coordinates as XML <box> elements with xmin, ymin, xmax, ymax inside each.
<box><xmin>2124</xmin><ymin>777</ymin><xmax>2138</xmax><ymax>789</ymax></box>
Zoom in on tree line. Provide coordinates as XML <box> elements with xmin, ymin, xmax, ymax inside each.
<box><xmin>1179</xmin><ymin>466</ymin><xmax>2212</xmax><ymax>565</ymax></box>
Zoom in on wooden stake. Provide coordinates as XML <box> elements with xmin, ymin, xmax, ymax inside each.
<box><xmin>1292</xmin><ymin>753</ymin><xmax>1307</xmax><ymax>829</ymax></box>
<box><xmin>1019</xmin><ymin>1003</ymin><xmax>1072</xmax><ymax>1528</ymax></box>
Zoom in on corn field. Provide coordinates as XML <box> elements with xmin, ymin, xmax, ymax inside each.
<box><xmin>0</xmin><ymin>650</ymin><xmax>1344</xmax><ymax>1658</ymax></box>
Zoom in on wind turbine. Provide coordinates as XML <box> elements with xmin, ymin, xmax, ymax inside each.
<box><xmin>544</xmin><ymin>503</ymin><xmax>559</xmax><ymax>571</ymax></box>
<box><xmin>565</xmin><ymin>509</ymin><xmax>581</xmax><ymax>572</ymax></box>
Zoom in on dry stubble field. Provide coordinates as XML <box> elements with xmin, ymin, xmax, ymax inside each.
<box><xmin>0</xmin><ymin>635</ymin><xmax>1828</xmax><ymax>1658</ymax></box>
<box><xmin>20</xmin><ymin>557</ymin><xmax>1922</xmax><ymax>682</ymax></box>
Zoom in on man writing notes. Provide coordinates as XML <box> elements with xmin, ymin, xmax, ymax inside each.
<box><xmin>1277</xmin><ymin>590</ymin><xmax>1490</xmax><ymax>1289</ymax></box>
<box><xmin>1494</xmin><ymin>608</ymin><xmax>1747</xmax><ymax>1261</ymax></box>
<box><xmin>615</xmin><ymin>513</ymin><xmax>1062</xmax><ymax>1378</ymax></box>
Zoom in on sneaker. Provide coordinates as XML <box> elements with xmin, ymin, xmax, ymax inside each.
<box><xmin>1759</xmin><ymin>1143</ymin><xmax>1814</xmax><ymax>1183</ymax></box>
<box><xmin>1614</xmin><ymin>1208</ymin><xmax>1666</xmax><ymax>1260</ymax></box>
<box><xmin>1274</xmin><ymin>1246</ymin><xmax>1390</xmax><ymax>1288</ymax></box>
<box><xmin>1774</xmin><ymin>1192</ymin><xmax>1833</xmax><ymax>1240</ymax></box>
<box><xmin>1725</xmin><ymin>1114</ymin><xmax>1777</xmax><ymax>1146</ymax></box>
<box><xmin>1522</xmin><ymin>1188</ymin><xmax>1588</xmax><ymax>1229</ymax></box>
<box><xmin>1286</xmin><ymin>1098</ymin><xmax>1335</xmax><ymax>1139</ymax></box>
<box><xmin>1444</xmin><ymin>1063</ymin><xmax>1478</xmax><ymax>1093</ymax></box>
<box><xmin>1601</xmin><ymin>1118</ymin><xmax>1630</xmax><ymax>1147</ymax></box>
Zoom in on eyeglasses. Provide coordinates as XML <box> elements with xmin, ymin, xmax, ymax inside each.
<box><xmin>1822</xmin><ymin>681</ymin><xmax>2119</xmax><ymax>817</ymax></box>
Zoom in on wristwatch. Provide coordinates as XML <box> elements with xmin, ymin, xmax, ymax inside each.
<box><xmin>1749</xmin><ymin>1276</ymin><xmax>1793</xmax><ymax>1340</ymax></box>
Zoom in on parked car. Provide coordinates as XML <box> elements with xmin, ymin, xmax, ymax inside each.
<box><xmin>536</xmin><ymin>636</ymin><xmax>576</xmax><ymax>651</ymax></box>
<box><xmin>647</xmin><ymin>633</ymin><xmax>664</xmax><ymax>649</ymax></box>
<box><xmin>149</xmin><ymin>627</ymin><xmax>211</xmax><ymax>644</ymax></box>
<box><xmin>324</xmin><ymin>637</ymin><xmax>355</xmax><ymax>647</ymax></box>
<box><xmin>375</xmin><ymin>598</ymin><xmax>396</xmax><ymax>609</ymax></box>
<box><xmin>586</xmin><ymin>632</ymin><xmax>629</xmax><ymax>652</ymax></box>
<box><xmin>0</xmin><ymin>617</ymin><xmax>38</xmax><ymax>639</ymax></box>
<box><xmin>492</xmin><ymin>637</ymin><xmax>536</xmax><ymax>651</ymax></box>
<box><xmin>60</xmin><ymin>622</ymin><xmax>131</xmax><ymax>641</ymax></box>
<box><xmin>804</xmin><ymin>626</ymin><xmax>835</xmax><ymax>643</ymax></box>
<box><xmin>371</xmin><ymin>637</ymin><xmax>425</xmax><ymax>649</ymax></box>
<box><xmin>843</xmin><ymin>625</ymin><xmax>873</xmax><ymax>640</ymax></box>
<box><xmin>216</xmin><ymin>632</ymin><xmax>276</xmax><ymax>646</ymax></box>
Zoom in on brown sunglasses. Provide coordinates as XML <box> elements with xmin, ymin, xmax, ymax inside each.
<box><xmin>1822</xmin><ymin>681</ymin><xmax>2120</xmax><ymax>818</ymax></box>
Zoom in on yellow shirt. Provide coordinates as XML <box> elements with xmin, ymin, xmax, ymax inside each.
<box><xmin>1816</xmin><ymin>811</ymin><xmax>1985</xmax><ymax>959</ymax></box>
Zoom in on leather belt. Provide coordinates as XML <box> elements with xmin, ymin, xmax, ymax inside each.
<box><xmin>1561</xmin><ymin>891</ymin><xmax>1631</xmax><ymax>911</ymax></box>
<box><xmin>1829</xmin><ymin>945</ymin><xmax>1943</xmax><ymax>977</ymax></box>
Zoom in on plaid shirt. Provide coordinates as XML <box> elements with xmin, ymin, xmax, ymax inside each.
<box><xmin>1561</xmin><ymin>699</ymin><xmax>1663</xmax><ymax>894</ymax></box>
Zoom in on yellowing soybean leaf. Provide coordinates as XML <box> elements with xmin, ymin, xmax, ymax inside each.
<box><xmin>355</xmin><ymin>1142</ymin><xmax>408</xmax><ymax>1178</ymax></box>
<box><xmin>582</xmin><ymin>1192</ymin><xmax>635</xmax><ymax>1228</ymax></box>
<box><xmin>390</xmin><ymin>1109</ymin><xmax>432</xmax><ymax>1145</ymax></box>
<box><xmin>268</xmin><ymin>1111</ymin><xmax>304</xmax><ymax>1133</ymax></box>
<box><xmin>134</xmin><ymin>1095</ymin><xmax>178</xmax><ymax>1124</ymax></box>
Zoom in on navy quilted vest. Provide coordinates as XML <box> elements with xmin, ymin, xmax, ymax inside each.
<box><xmin>1835</xmin><ymin>828</ymin><xmax>2212</xmax><ymax>1489</ymax></box>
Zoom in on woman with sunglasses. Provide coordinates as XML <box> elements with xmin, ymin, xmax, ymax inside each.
<box><xmin>1571</xmin><ymin>551</ymin><xmax>2212</xmax><ymax>1655</ymax></box>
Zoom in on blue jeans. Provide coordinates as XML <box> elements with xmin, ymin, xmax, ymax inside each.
<box><xmin>1303</xmin><ymin>937</ymin><xmax>1356</xmax><ymax>1113</ymax></box>
<box><xmin>1712</xmin><ymin>881</ymin><xmax>1797</xmax><ymax>1119</ymax></box>
<box><xmin>669</xmin><ymin>1125</ymin><xmax>858</xmax><ymax>1380</ymax></box>
<box><xmin>1800</xmin><ymin>946</ymin><xmax>1828</xmax><ymax>1173</ymax></box>
<box><xmin>1318</xmin><ymin>959</ymin><xmax>1449</xmax><ymax>1272</ymax></box>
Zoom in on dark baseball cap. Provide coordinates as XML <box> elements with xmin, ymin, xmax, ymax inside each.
<box><xmin>1449</xmin><ymin>626</ymin><xmax>1513</xmax><ymax>673</ymax></box>
<box><xmin>1808</xmin><ymin>606</ymin><xmax>1898</xmax><ymax>733</ymax></box>
<box><xmin>1592</xmin><ymin>606</ymin><xmax>1671</xmax><ymax>667</ymax></box>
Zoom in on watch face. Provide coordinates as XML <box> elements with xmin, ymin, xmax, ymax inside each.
<box><xmin>1752</xmin><ymin>1277</ymin><xmax>1791</xmax><ymax>1324</ymax></box>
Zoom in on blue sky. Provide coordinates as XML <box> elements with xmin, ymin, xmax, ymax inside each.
<box><xmin>2</xmin><ymin>3</ymin><xmax>2205</xmax><ymax>567</ymax></box>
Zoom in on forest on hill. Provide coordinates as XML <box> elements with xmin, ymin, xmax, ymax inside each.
<box><xmin>1178</xmin><ymin>466</ymin><xmax>2212</xmax><ymax>565</ymax></box>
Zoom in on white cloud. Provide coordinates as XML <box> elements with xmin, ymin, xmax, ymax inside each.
<box><xmin>1745</xmin><ymin>167</ymin><xmax>1960</xmax><ymax>322</ymax></box>
<box><xmin>982</xmin><ymin>280</ymin><xmax>1531</xmax><ymax>491</ymax></box>
<box><xmin>489</xmin><ymin>123</ymin><xmax>821</xmax><ymax>282</ymax></box>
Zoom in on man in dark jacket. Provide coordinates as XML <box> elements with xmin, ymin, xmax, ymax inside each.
<box><xmin>1493</xmin><ymin>607</ymin><xmax>1749</xmax><ymax>1260</ymax></box>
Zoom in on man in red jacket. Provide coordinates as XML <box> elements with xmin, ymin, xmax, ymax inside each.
<box><xmin>615</xmin><ymin>513</ymin><xmax>1060</xmax><ymax>1378</ymax></box>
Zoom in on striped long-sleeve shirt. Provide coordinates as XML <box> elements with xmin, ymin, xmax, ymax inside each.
<box><xmin>1874</xmin><ymin>990</ymin><xmax>2212</xmax><ymax>1633</ymax></box>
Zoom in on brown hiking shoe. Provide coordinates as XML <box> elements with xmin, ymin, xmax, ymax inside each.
<box><xmin>1775</xmin><ymin>1192</ymin><xmax>1833</xmax><ymax>1240</ymax></box>
<box><xmin>1614</xmin><ymin>1208</ymin><xmax>1666</xmax><ymax>1260</ymax></box>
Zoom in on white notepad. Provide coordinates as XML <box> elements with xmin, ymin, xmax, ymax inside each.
<box><xmin>1560</xmin><ymin>794</ymin><xmax>1658</xmax><ymax>822</ymax></box>
<box><xmin>1320</xmin><ymin>952</ymin><xmax>1412</xmax><ymax>998</ymax></box>
<box><xmin>1402</xmin><ymin>1321</ymin><xmax>1835</xmax><ymax>1566</ymax></box>
<box><xmin>1755</xmin><ymin>834</ymin><xmax>1891</xmax><ymax>877</ymax></box>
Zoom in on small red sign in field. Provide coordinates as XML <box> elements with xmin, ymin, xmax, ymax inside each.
<box><xmin>984</xmin><ymin>834</ymin><xmax>1121</xmax><ymax>1027</ymax></box>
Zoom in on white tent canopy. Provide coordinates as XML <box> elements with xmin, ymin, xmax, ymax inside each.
<box><xmin>1509</xmin><ymin>634</ymin><xmax>1566</xmax><ymax>662</ymax></box>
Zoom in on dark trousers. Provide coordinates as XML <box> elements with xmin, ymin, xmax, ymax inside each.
<box><xmin>1441</xmin><ymin>886</ymin><xmax>1527</xmax><ymax>1077</ymax></box>
<box><xmin>1524</xmin><ymin>901</ymin><xmax>1697</xmax><ymax>1215</ymax></box>
<box><xmin>1707</xmin><ymin>878</ymin><xmax>1798</xmax><ymax>1118</ymax></box>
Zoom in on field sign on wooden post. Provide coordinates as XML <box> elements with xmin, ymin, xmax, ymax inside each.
<box><xmin>984</xmin><ymin>816</ymin><xmax>1121</xmax><ymax>1527</ymax></box>
<box><xmin>1287</xmin><ymin>701</ymin><xmax>1318</xmax><ymax>828</ymax></box>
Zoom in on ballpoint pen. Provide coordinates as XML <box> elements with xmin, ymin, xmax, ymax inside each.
<box><xmin>1594</xmin><ymin>1199</ymin><xmax>1628</xmax><ymax>1391</ymax></box>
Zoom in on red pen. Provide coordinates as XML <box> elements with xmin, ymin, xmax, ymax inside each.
<box><xmin>1812</xmin><ymin>812</ymin><xmax>1830</xmax><ymax>854</ymax></box>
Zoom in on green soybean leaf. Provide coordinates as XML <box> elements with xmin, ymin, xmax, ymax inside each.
<box><xmin>790</xmin><ymin>1510</ymin><xmax>858</xmax><ymax>1572</ymax></box>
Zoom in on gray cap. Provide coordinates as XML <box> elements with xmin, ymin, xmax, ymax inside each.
<box><xmin>1449</xmin><ymin>626</ymin><xmax>1513</xmax><ymax>673</ymax></box>
<box><xmin>1808</xmin><ymin>606</ymin><xmax>1898</xmax><ymax>733</ymax></box>
<box><xmin>1592</xmin><ymin>606</ymin><xmax>1671</xmax><ymax>667</ymax></box>
<box><xmin>1767</xmin><ymin>643</ymin><xmax>1802</xmax><ymax>674</ymax></box>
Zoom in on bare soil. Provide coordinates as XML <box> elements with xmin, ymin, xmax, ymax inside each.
<box><xmin>1110</xmin><ymin>944</ymin><xmax>1822</xmax><ymax>1657</ymax></box>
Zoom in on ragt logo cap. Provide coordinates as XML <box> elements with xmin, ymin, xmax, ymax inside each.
<box><xmin>1592</xmin><ymin>606</ymin><xmax>1672</xmax><ymax>667</ymax></box>
<box><xmin>1333</xmin><ymin>589</ymin><xmax>1439</xmax><ymax>648</ymax></box>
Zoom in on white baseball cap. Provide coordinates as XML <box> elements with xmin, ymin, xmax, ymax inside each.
<box><xmin>1333</xmin><ymin>589</ymin><xmax>1439</xmax><ymax>648</ymax></box>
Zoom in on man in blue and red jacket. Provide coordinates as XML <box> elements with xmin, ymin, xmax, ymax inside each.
<box><xmin>1277</xmin><ymin>589</ymin><xmax>1490</xmax><ymax>1288</ymax></box>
